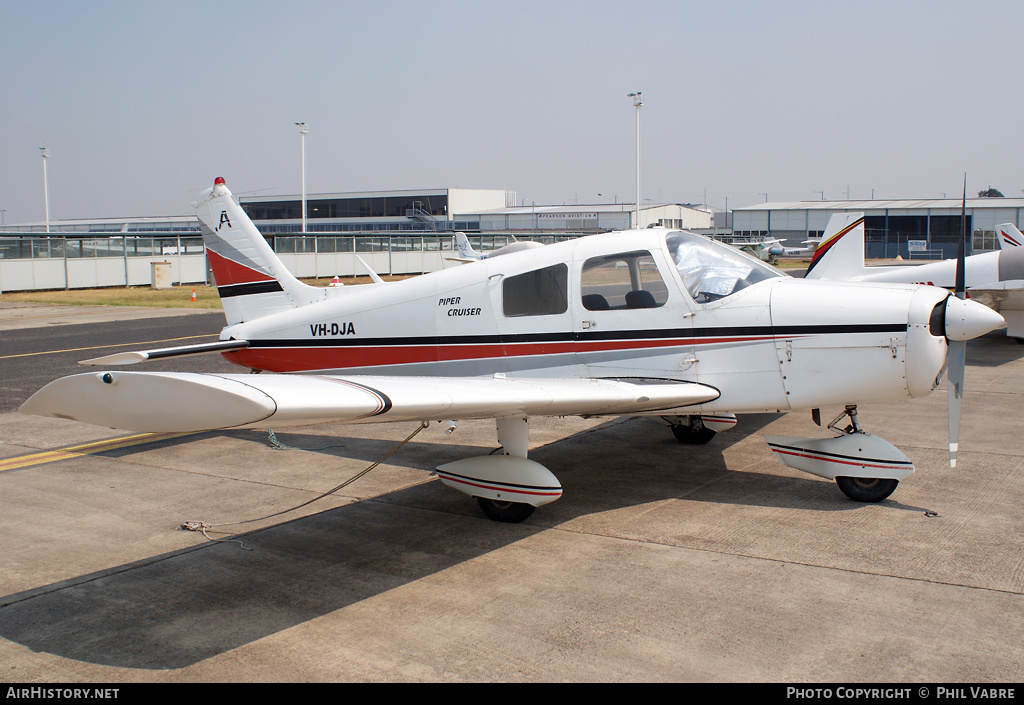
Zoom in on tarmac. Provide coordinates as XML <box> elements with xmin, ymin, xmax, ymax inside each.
<box><xmin>1</xmin><ymin>303</ymin><xmax>1023</xmax><ymax>683</ymax></box>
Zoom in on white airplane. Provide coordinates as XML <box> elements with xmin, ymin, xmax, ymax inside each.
<box><xmin>19</xmin><ymin>178</ymin><xmax>1006</xmax><ymax>522</ymax></box>
<box><xmin>804</xmin><ymin>213</ymin><xmax>1024</xmax><ymax>341</ymax></box>
<box><xmin>712</xmin><ymin>234</ymin><xmax>781</xmax><ymax>262</ymax></box>
<box><xmin>717</xmin><ymin>235</ymin><xmax>816</xmax><ymax>262</ymax></box>
<box><xmin>768</xmin><ymin>238</ymin><xmax>820</xmax><ymax>258</ymax></box>
<box><xmin>447</xmin><ymin>231</ymin><xmax>544</xmax><ymax>263</ymax></box>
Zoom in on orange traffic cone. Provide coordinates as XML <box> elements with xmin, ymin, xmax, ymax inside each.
<box><xmin>191</xmin><ymin>288</ymin><xmax>197</xmax><ymax>302</ymax></box>
<box><xmin>330</xmin><ymin>276</ymin><xmax>341</xmax><ymax>287</ymax></box>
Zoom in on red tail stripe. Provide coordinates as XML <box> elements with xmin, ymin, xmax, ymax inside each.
<box><xmin>207</xmin><ymin>249</ymin><xmax>276</xmax><ymax>286</ymax></box>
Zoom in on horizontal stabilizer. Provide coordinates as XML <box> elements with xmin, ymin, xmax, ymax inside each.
<box><xmin>20</xmin><ymin>372</ymin><xmax>720</xmax><ymax>433</ymax></box>
<box><xmin>79</xmin><ymin>340</ymin><xmax>249</xmax><ymax>366</ymax></box>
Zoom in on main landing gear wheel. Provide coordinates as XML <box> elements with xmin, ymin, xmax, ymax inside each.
<box><xmin>835</xmin><ymin>476</ymin><xmax>899</xmax><ymax>503</ymax></box>
<box><xmin>671</xmin><ymin>418</ymin><xmax>717</xmax><ymax>445</ymax></box>
<box><xmin>476</xmin><ymin>497</ymin><xmax>536</xmax><ymax>523</ymax></box>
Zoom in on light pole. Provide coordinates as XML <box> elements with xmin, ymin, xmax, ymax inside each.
<box><xmin>295</xmin><ymin>122</ymin><xmax>308</xmax><ymax>234</ymax></box>
<box><xmin>40</xmin><ymin>147</ymin><xmax>50</xmax><ymax>232</ymax></box>
<box><xmin>627</xmin><ymin>92</ymin><xmax>642</xmax><ymax>229</ymax></box>
<box><xmin>1</xmin><ymin>209</ymin><xmax>6</xmax><ymax>228</ymax></box>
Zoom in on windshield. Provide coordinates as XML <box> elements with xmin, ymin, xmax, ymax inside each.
<box><xmin>666</xmin><ymin>231</ymin><xmax>782</xmax><ymax>303</ymax></box>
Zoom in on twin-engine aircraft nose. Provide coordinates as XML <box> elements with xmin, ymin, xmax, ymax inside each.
<box><xmin>945</xmin><ymin>296</ymin><xmax>1006</xmax><ymax>341</ymax></box>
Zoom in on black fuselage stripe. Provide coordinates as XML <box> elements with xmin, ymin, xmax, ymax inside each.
<box><xmin>244</xmin><ymin>323</ymin><xmax>908</xmax><ymax>349</ymax></box>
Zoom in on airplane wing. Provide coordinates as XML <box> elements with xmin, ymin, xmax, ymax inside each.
<box><xmin>20</xmin><ymin>371</ymin><xmax>721</xmax><ymax>433</ymax></box>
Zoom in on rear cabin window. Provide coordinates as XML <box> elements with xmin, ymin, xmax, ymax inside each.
<box><xmin>581</xmin><ymin>251</ymin><xmax>668</xmax><ymax>311</ymax></box>
<box><xmin>502</xmin><ymin>263</ymin><xmax>569</xmax><ymax>317</ymax></box>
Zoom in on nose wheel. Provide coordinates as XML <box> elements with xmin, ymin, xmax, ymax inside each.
<box><xmin>835</xmin><ymin>476</ymin><xmax>899</xmax><ymax>503</ymax></box>
<box><xmin>477</xmin><ymin>497</ymin><xmax>536</xmax><ymax>523</ymax></box>
<box><xmin>828</xmin><ymin>406</ymin><xmax>900</xmax><ymax>503</ymax></box>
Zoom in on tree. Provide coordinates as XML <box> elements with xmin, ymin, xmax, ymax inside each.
<box><xmin>978</xmin><ymin>187</ymin><xmax>1004</xmax><ymax>198</ymax></box>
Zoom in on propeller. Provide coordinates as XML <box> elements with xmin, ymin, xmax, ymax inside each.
<box><xmin>947</xmin><ymin>177</ymin><xmax>968</xmax><ymax>467</ymax></box>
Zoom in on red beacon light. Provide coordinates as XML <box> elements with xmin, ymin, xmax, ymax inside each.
<box><xmin>214</xmin><ymin>177</ymin><xmax>226</xmax><ymax>185</ymax></box>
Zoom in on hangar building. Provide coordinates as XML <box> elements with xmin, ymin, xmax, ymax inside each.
<box><xmin>239</xmin><ymin>187</ymin><xmax>711</xmax><ymax>234</ymax></box>
<box><xmin>732</xmin><ymin>199</ymin><xmax>1024</xmax><ymax>258</ymax></box>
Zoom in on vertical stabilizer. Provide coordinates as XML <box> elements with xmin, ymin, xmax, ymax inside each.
<box><xmin>996</xmin><ymin>223</ymin><xmax>1023</xmax><ymax>249</ymax></box>
<box><xmin>803</xmin><ymin>213</ymin><xmax>867</xmax><ymax>280</ymax></box>
<box><xmin>192</xmin><ymin>177</ymin><xmax>324</xmax><ymax>324</ymax></box>
<box><xmin>454</xmin><ymin>232</ymin><xmax>482</xmax><ymax>260</ymax></box>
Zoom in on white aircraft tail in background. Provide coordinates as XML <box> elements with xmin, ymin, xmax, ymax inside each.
<box><xmin>997</xmin><ymin>223</ymin><xmax>1023</xmax><ymax>249</ymax></box>
<box><xmin>448</xmin><ymin>232</ymin><xmax>545</xmax><ymax>262</ymax></box>
<box><xmin>802</xmin><ymin>213</ymin><xmax>868</xmax><ymax>279</ymax></box>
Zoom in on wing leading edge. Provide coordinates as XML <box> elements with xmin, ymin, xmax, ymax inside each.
<box><xmin>19</xmin><ymin>371</ymin><xmax>720</xmax><ymax>433</ymax></box>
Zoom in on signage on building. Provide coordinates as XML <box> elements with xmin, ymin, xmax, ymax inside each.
<box><xmin>537</xmin><ymin>213</ymin><xmax>598</xmax><ymax>219</ymax></box>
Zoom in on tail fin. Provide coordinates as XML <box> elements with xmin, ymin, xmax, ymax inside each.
<box><xmin>454</xmin><ymin>232</ymin><xmax>482</xmax><ymax>260</ymax></box>
<box><xmin>996</xmin><ymin>223</ymin><xmax>1023</xmax><ymax>249</ymax></box>
<box><xmin>193</xmin><ymin>177</ymin><xmax>323</xmax><ymax>324</ymax></box>
<box><xmin>803</xmin><ymin>213</ymin><xmax>867</xmax><ymax>280</ymax></box>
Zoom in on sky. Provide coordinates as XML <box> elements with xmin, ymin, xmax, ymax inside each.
<box><xmin>1</xmin><ymin>0</ymin><xmax>1022</xmax><ymax>225</ymax></box>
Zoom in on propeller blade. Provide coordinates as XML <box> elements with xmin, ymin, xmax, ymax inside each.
<box><xmin>948</xmin><ymin>175</ymin><xmax>968</xmax><ymax>467</ymax></box>
<box><xmin>955</xmin><ymin>176</ymin><xmax>966</xmax><ymax>300</ymax></box>
<box><xmin>947</xmin><ymin>338</ymin><xmax>966</xmax><ymax>468</ymax></box>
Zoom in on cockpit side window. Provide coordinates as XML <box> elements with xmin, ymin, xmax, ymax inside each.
<box><xmin>502</xmin><ymin>263</ymin><xmax>568</xmax><ymax>317</ymax></box>
<box><xmin>666</xmin><ymin>231</ymin><xmax>781</xmax><ymax>304</ymax></box>
<box><xmin>581</xmin><ymin>250</ymin><xmax>668</xmax><ymax>311</ymax></box>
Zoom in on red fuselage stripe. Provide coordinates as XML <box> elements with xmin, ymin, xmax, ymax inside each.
<box><xmin>225</xmin><ymin>335</ymin><xmax>780</xmax><ymax>372</ymax></box>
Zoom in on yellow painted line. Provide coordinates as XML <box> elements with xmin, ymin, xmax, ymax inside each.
<box><xmin>0</xmin><ymin>334</ymin><xmax>218</xmax><ymax>360</ymax></box>
<box><xmin>0</xmin><ymin>431</ymin><xmax>198</xmax><ymax>472</ymax></box>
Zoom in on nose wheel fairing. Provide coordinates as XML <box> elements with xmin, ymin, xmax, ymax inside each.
<box><xmin>764</xmin><ymin>432</ymin><xmax>915</xmax><ymax>483</ymax></box>
<box><xmin>765</xmin><ymin>405</ymin><xmax>913</xmax><ymax>503</ymax></box>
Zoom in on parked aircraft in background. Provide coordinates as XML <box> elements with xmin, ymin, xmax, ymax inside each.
<box><xmin>20</xmin><ymin>178</ymin><xmax>1005</xmax><ymax>522</ymax></box>
<box><xmin>713</xmin><ymin>234</ymin><xmax>818</xmax><ymax>262</ymax></box>
<box><xmin>804</xmin><ymin>213</ymin><xmax>1024</xmax><ymax>341</ymax></box>
<box><xmin>710</xmin><ymin>234</ymin><xmax>781</xmax><ymax>262</ymax></box>
<box><xmin>447</xmin><ymin>231</ymin><xmax>544</xmax><ymax>263</ymax></box>
<box><xmin>768</xmin><ymin>237</ymin><xmax>820</xmax><ymax>258</ymax></box>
